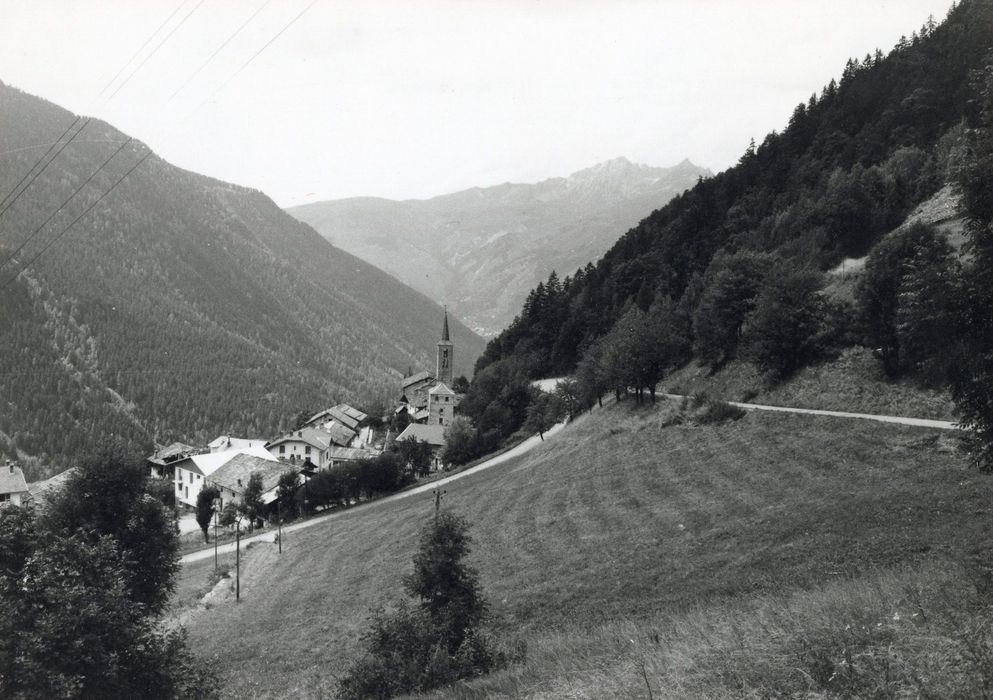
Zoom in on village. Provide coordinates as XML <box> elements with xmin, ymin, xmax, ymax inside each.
<box><xmin>0</xmin><ymin>312</ymin><xmax>465</xmax><ymax>528</ymax></box>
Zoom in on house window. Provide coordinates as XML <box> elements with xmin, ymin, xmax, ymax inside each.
<box><xmin>0</xmin><ymin>494</ymin><xmax>9</xmax><ymax>502</ymax></box>
<box><xmin>305</xmin><ymin>446</ymin><xmax>311</xmax><ymax>455</ymax></box>
<box><xmin>188</xmin><ymin>473</ymin><xmax>193</xmax><ymax>483</ymax></box>
<box><xmin>184</xmin><ymin>486</ymin><xmax>188</xmax><ymax>498</ymax></box>
<box><xmin>279</xmin><ymin>445</ymin><xmax>285</xmax><ymax>454</ymax></box>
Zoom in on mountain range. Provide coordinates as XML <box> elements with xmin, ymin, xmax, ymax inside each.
<box><xmin>288</xmin><ymin>157</ymin><xmax>710</xmax><ymax>335</ymax></box>
<box><xmin>0</xmin><ymin>80</ymin><xmax>484</xmax><ymax>473</ymax></box>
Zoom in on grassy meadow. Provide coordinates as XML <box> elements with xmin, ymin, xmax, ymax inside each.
<box><xmin>175</xmin><ymin>398</ymin><xmax>992</xmax><ymax>698</ymax></box>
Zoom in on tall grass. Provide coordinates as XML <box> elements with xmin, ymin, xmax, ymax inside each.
<box><xmin>419</xmin><ymin>563</ymin><xmax>992</xmax><ymax>699</ymax></box>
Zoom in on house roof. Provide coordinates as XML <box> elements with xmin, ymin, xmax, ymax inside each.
<box><xmin>209</xmin><ymin>454</ymin><xmax>289</xmax><ymax>504</ymax></box>
<box><xmin>207</xmin><ymin>435</ymin><xmax>267</xmax><ymax>452</ymax></box>
<box><xmin>401</xmin><ymin>371</ymin><xmax>433</xmax><ymax>389</ymax></box>
<box><xmin>411</xmin><ymin>408</ymin><xmax>430</xmax><ymax>422</ymax></box>
<box><xmin>148</xmin><ymin>441</ymin><xmax>199</xmax><ymax>465</ymax></box>
<box><xmin>325</xmin><ymin>422</ymin><xmax>356</xmax><ymax>447</ymax></box>
<box><xmin>27</xmin><ymin>467</ymin><xmax>76</xmax><ymax>501</ymax></box>
<box><xmin>326</xmin><ymin>407</ymin><xmax>360</xmax><ymax>431</ymax></box>
<box><xmin>396</xmin><ymin>423</ymin><xmax>446</xmax><ymax>447</ymax></box>
<box><xmin>181</xmin><ymin>445</ymin><xmax>276</xmax><ymax>477</ymax></box>
<box><xmin>267</xmin><ymin>428</ymin><xmax>335</xmax><ymax>451</ymax></box>
<box><xmin>428</xmin><ymin>382</ymin><xmax>455</xmax><ymax>396</ymax></box>
<box><xmin>0</xmin><ymin>466</ymin><xmax>30</xmax><ymax>496</ymax></box>
<box><xmin>327</xmin><ymin>446</ymin><xmax>377</xmax><ymax>461</ymax></box>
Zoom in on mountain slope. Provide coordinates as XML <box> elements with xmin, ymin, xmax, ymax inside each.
<box><xmin>289</xmin><ymin>157</ymin><xmax>709</xmax><ymax>335</ymax></box>
<box><xmin>473</xmin><ymin>0</ymin><xmax>993</xmax><ymax>380</ymax></box>
<box><xmin>0</xmin><ymin>81</ymin><xmax>484</xmax><ymax>472</ymax></box>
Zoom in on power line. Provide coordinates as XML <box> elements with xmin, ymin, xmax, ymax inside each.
<box><xmin>0</xmin><ymin>118</ymin><xmax>89</xmax><ymax>225</ymax></box>
<box><xmin>191</xmin><ymin>0</ymin><xmax>318</xmax><ymax>114</ymax></box>
<box><xmin>0</xmin><ymin>116</ymin><xmax>81</xmax><ymax>212</ymax></box>
<box><xmin>106</xmin><ymin>0</ymin><xmax>209</xmax><ymax>101</ymax></box>
<box><xmin>0</xmin><ymin>149</ymin><xmax>152</xmax><ymax>292</ymax></box>
<box><xmin>98</xmin><ymin>0</ymin><xmax>191</xmax><ymax>97</ymax></box>
<box><xmin>0</xmin><ymin>137</ymin><xmax>134</xmax><ymax>273</ymax></box>
<box><xmin>168</xmin><ymin>0</ymin><xmax>274</xmax><ymax>102</ymax></box>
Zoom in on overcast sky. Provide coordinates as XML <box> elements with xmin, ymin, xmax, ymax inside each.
<box><xmin>1</xmin><ymin>0</ymin><xmax>954</xmax><ymax>206</ymax></box>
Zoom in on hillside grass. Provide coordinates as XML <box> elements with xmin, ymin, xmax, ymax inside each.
<box><xmin>665</xmin><ymin>346</ymin><xmax>957</xmax><ymax>420</ymax></box>
<box><xmin>176</xmin><ymin>399</ymin><xmax>991</xmax><ymax>698</ymax></box>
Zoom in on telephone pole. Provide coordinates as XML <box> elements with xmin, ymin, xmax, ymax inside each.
<box><xmin>432</xmin><ymin>488</ymin><xmax>446</xmax><ymax>524</ymax></box>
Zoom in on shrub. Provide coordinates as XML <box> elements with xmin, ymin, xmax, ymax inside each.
<box><xmin>695</xmin><ymin>400</ymin><xmax>747</xmax><ymax>425</ymax></box>
<box><xmin>337</xmin><ymin>513</ymin><xmax>507</xmax><ymax>699</ymax></box>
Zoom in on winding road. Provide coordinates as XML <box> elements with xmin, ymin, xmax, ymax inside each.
<box><xmin>181</xmin><ymin>421</ymin><xmax>565</xmax><ymax>564</ymax></box>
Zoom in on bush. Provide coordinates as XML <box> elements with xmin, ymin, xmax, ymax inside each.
<box><xmin>695</xmin><ymin>400</ymin><xmax>747</xmax><ymax>425</ymax></box>
<box><xmin>337</xmin><ymin>513</ymin><xmax>507</xmax><ymax>699</ymax></box>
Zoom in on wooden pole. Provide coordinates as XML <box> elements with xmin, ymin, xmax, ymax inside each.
<box><xmin>277</xmin><ymin>498</ymin><xmax>282</xmax><ymax>554</ymax></box>
<box><xmin>235</xmin><ymin>520</ymin><xmax>241</xmax><ymax>602</ymax></box>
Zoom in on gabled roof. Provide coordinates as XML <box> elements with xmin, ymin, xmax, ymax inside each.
<box><xmin>428</xmin><ymin>382</ymin><xmax>455</xmax><ymax>396</ymax></box>
<box><xmin>411</xmin><ymin>408</ymin><xmax>430</xmax><ymax>422</ymax></box>
<box><xmin>335</xmin><ymin>403</ymin><xmax>368</xmax><ymax>423</ymax></box>
<box><xmin>327</xmin><ymin>446</ymin><xmax>377</xmax><ymax>461</ymax></box>
<box><xmin>396</xmin><ymin>423</ymin><xmax>446</xmax><ymax>447</ymax></box>
<box><xmin>27</xmin><ymin>467</ymin><xmax>76</xmax><ymax>501</ymax></box>
<box><xmin>148</xmin><ymin>442</ymin><xmax>200</xmax><ymax>465</ymax></box>
<box><xmin>0</xmin><ymin>466</ymin><xmax>29</xmax><ymax>496</ymax></box>
<box><xmin>181</xmin><ymin>445</ymin><xmax>276</xmax><ymax>477</ymax></box>
<box><xmin>209</xmin><ymin>454</ymin><xmax>289</xmax><ymax>503</ymax></box>
<box><xmin>401</xmin><ymin>371</ymin><xmax>433</xmax><ymax>389</ymax></box>
<box><xmin>267</xmin><ymin>428</ymin><xmax>335</xmax><ymax>451</ymax></box>
<box><xmin>325</xmin><ymin>422</ymin><xmax>356</xmax><ymax>447</ymax></box>
<box><xmin>326</xmin><ymin>406</ymin><xmax>361</xmax><ymax>431</ymax></box>
<box><xmin>207</xmin><ymin>436</ymin><xmax>267</xmax><ymax>452</ymax></box>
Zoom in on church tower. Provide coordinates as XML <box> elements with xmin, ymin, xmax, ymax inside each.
<box><xmin>436</xmin><ymin>308</ymin><xmax>454</xmax><ymax>386</ymax></box>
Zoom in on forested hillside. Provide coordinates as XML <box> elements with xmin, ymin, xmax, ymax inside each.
<box><xmin>289</xmin><ymin>158</ymin><xmax>709</xmax><ymax>336</ymax></box>
<box><xmin>459</xmin><ymin>0</ymin><xmax>993</xmax><ymax>466</ymax></box>
<box><xmin>0</xmin><ymin>83</ymin><xmax>484</xmax><ymax>474</ymax></box>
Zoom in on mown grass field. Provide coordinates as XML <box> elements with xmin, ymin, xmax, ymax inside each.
<box><xmin>175</xmin><ymin>399</ymin><xmax>992</xmax><ymax>698</ymax></box>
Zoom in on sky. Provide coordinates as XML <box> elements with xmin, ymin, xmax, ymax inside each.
<box><xmin>0</xmin><ymin>0</ymin><xmax>956</xmax><ymax>207</ymax></box>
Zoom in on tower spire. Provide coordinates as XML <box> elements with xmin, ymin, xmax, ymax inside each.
<box><xmin>436</xmin><ymin>306</ymin><xmax>454</xmax><ymax>385</ymax></box>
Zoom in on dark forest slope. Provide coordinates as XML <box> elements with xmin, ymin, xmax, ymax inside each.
<box><xmin>0</xmin><ymin>83</ymin><xmax>484</xmax><ymax>473</ymax></box>
<box><xmin>476</xmin><ymin>0</ymin><xmax>993</xmax><ymax>379</ymax></box>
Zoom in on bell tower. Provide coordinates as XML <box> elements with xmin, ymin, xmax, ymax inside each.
<box><xmin>436</xmin><ymin>307</ymin><xmax>454</xmax><ymax>386</ymax></box>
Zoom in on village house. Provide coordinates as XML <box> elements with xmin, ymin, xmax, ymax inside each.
<box><xmin>207</xmin><ymin>435</ymin><xmax>267</xmax><ymax>453</ymax></box>
<box><xmin>304</xmin><ymin>404</ymin><xmax>368</xmax><ymax>433</ymax></box>
<box><xmin>147</xmin><ymin>441</ymin><xmax>200</xmax><ymax>479</ymax></box>
<box><xmin>0</xmin><ymin>462</ymin><xmax>30</xmax><ymax>506</ymax></box>
<box><xmin>207</xmin><ymin>453</ymin><xmax>297</xmax><ymax>513</ymax></box>
<box><xmin>326</xmin><ymin>445</ymin><xmax>379</xmax><ymax>469</ymax></box>
<box><xmin>173</xmin><ymin>445</ymin><xmax>278</xmax><ymax>508</ymax></box>
<box><xmin>266</xmin><ymin>427</ymin><xmax>344</xmax><ymax>470</ymax></box>
<box><xmin>26</xmin><ymin>467</ymin><xmax>76</xmax><ymax>506</ymax></box>
<box><xmin>395</xmin><ymin>423</ymin><xmax>447</xmax><ymax>470</ymax></box>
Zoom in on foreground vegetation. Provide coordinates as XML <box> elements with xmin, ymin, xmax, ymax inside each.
<box><xmin>176</xmin><ymin>399</ymin><xmax>992</xmax><ymax>698</ymax></box>
<box><xmin>0</xmin><ymin>449</ymin><xmax>216</xmax><ymax>699</ymax></box>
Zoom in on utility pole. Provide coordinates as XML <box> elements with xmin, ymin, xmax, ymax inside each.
<box><xmin>213</xmin><ymin>499</ymin><xmax>219</xmax><ymax>572</ymax></box>
<box><xmin>235</xmin><ymin>518</ymin><xmax>241</xmax><ymax>602</ymax></box>
<box><xmin>277</xmin><ymin>497</ymin><xmax>282</xmax><ymax>554</ymax></box>
<box><xmin>432</xmin><ymin>488</ymin><xmax>446</xmax><ymax>525</ymax></box>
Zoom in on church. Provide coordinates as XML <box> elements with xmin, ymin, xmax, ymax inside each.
<box><xmin>397</xmin><ymin>309</ymin><xmax>460</xmax><ymax>426</ymax></box>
